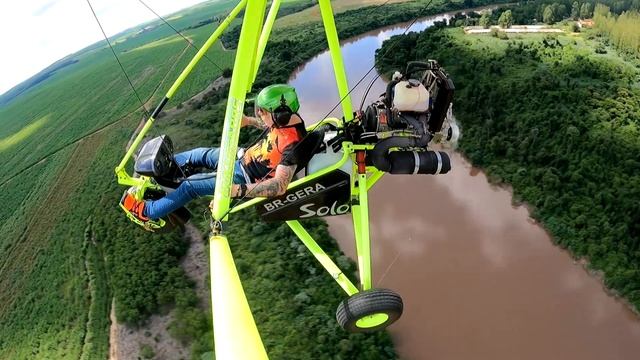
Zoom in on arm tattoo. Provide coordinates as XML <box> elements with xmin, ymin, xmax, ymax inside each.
<box><xmin>246</xmin><ymin>165</ymin><xmax>295</xmax><ymax>198</ymax></box>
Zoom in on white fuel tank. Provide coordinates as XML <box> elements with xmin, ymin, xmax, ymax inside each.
<box><xmin>393</xmin><ymin>80</ymin><xmax>430</xmax><ymax>112</ymax></box>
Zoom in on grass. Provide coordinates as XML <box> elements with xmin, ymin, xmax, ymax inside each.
<box><xmin>0</xmin><ymin>115</ymin><xmax>49</xmax><ymax>153</ymax></box>
<box><xmin>0</xmin><ymin>131</ymin><xmax>109</xmax><ymax>359</ymax></box>
<box><xmin>0</xmin><ymin>3</ymin><xmax>236</xmax><ymax>179</ymax></box>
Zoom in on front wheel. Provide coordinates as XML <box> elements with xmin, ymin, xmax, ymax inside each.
<box><xmin>336</xmin><ymin>288</ymin><xmax>403</xmax><ymax>333</ymax></box>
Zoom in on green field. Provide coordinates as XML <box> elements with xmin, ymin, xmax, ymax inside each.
<box><xmin>0</xmin><ymin>1</ymin><xmax>237</xmax><ymax>358</ymax></box>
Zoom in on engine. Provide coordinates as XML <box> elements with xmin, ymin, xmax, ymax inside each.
<box><xmin>357</xmin><ymin>61</ymin><xmax>459</xmax><ymax>175</ymax></box>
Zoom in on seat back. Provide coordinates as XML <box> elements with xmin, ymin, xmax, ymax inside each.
<box><xmin>293</xmin><ymin>126</ymin><xmax>327</xmax><ymax>174</ymax></box>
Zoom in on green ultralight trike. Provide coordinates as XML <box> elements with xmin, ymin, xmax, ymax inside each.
<box><xmin>114</xmin><ymin>0</ymin><xmax>459</xmax><ymax>355</ymax></box>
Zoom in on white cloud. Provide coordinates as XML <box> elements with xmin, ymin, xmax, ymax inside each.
<box><xmin>0</xmin><ymin>0</ymin><xmax>210</xmax><ymax>95</ymax></box>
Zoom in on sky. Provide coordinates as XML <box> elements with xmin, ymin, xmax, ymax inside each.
<box><xmin>0</xmin><ymin>0</ymin><xmax>210</xmax><ymax>95</ymax></box>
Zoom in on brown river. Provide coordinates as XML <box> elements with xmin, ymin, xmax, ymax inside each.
<box><xmin>289</xmin><ymin>13</ymin><xmax>640</xmax><ymax>360</ymax></box>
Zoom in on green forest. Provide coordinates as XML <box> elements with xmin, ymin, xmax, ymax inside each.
<box><xmin>376</xmin><ymin>2</ymin><xmax>640</xmax><ymax>310</ymax></box>
<box><xmin>594</xmin><ymin>3</ymin><xmax>640</xmax><ymax>56</ymax></box>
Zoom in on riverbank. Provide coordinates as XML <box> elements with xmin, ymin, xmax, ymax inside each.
<box><xmin>380</xmin><ymin>23</ymin><xmax>640</xmax><ymax>313</ymax></box>
<box><xmin>290</xmin><ymin>11</ymin><xmax>640</xmax><ymax>359</ymax></box>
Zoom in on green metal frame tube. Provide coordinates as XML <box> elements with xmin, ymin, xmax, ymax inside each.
<box><xmin>286</xmin><ymin>220</ymin><xmax>359</xmax><ymax>296</ymax></box>
<box><xmin>115</xmin><ymin>0</ymin><xmax>246</xmax><ymax>180</ymax></box>
<box><xmin>318</xmin><ymin>0</ymin><xmax>353</xmax><ymax>120</ymax></box>
<box><xmin>209</xmin><ymin>234</ymin><xmax>268</xmax><ymax>359</ymax></box>
<box><xmin>356</xmin><ymin>173</ymin><xmax>372</xmax><ymax>290</ymax></box>
<box><xmin>252</xmin><ymin>0</ymin><xmax>282</xmax><ymax>83</ymax></box>
<box><xmin>352</xmin><ymin>172</ymin><xmax>373</xmax><ymax>290</ymax></box>
<box><xmin>211</xmin><ymin>0</ymin><xmax>267</xmax><ymax>220</ymax></box>
<box><xmin>115</xmin><ymin>118</ymin><xmax>157</xmax><ymax>179</ymax></box>
<box><xmin>366</xmin><ymin>169</ymin><xmax>384</xmax><ymax>190</ymax></box>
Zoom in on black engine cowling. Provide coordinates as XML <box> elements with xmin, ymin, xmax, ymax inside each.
<box><xmin>359</xmin><ymin>61</ymin><xmax>455</xmax><ymax>175</ymax></box>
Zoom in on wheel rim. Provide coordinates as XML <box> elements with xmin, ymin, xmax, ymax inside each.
<box><xmin>355</xmin><ymin>313</ymin><xmax>389</xmax><ymax>329</ymax></box>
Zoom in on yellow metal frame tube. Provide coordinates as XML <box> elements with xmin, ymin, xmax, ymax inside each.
<box><xmin>252</xmin><ymin>0</ymin><xmax>282</xmax><ymax>82</ymax></box>
<box><xmin>115</xmin><ymin>0</ymin><xmax>380</xmax><ymax>354</ymax></box>
<box><xmin>211</xmin><ymin>0</ymin><xmax>267</xmax><ymax>220</ymax></box>
<box><xmin>354</xmin><ymin>173</ymin><xmax>373</xmax><ymax>290</ymax></box>
<box><xmin>115</xmin><ymin>0</ymin><xmax>246</xmax><ymax>183</ymax></box>
<box><xmin>366</xmin><ymin>169</ymin><xmax>385</xmax><ymax>191</ymax></box>
<box><xmin>318</xmin><ymin>0</ymin><xmax>353</xmax><ymax>120</ymax></box>
<box><xmin>287</xmin><ymin>221</ymin><xmax>359</xmax><ymax>295</ymax></box>
<box><xmin>210</xmin><ymin>235</ymin><xmax>268</xmax><ymax>359</ymax></box>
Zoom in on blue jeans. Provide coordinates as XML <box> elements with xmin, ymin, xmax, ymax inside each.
<box><xmin>144</xmin><ymin>147</ymin><xmax>247</xmax><ymax>219</ymax></box>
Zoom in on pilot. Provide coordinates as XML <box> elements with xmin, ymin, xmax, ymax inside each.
<box><xmin>120</xmin><ymin>84</ymin><xmax>307</xmax><ymax>222</ymax></box>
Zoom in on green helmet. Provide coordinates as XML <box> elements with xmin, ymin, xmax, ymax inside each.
<box><xmin>255</xmin><ymin>84</ymin><xmax>300</xmax><ymax>113</ymax></box>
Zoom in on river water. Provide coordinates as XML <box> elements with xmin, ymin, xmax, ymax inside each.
<box><xmin>289</xmin><ymin>13</ymin><xmax>640</xmax><ymax>360</ymax></box>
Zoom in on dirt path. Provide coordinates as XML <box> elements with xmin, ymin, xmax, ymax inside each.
<box><xmin>108</xmin><ymin>224</ymin><xmax>209</xmax><ymax>360</ymax></box>
<box><xmin>181</xmin><ymin>224</ymin><xmax>210</xmax><ymax>308</ymax></box>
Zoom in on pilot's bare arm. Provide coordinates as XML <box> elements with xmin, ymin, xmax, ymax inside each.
<box><xmin>231</xmin><ymin>164</ymin><xmax>296</xmax><ymax>198</ymax></box>
<box><xmin>241</xmin><ymin>114</ymin><xmax>267</xmax><ymax>129</ymax></box>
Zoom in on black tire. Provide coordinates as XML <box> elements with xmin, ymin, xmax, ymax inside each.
<box><xmin>336</xmin><ymin>288</ymin><xmax>403</xmax><ymax>333</ymax></box>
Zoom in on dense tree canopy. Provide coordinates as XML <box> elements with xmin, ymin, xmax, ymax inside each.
<box><xmin>376</xmin><ymin>26</ymin><xmax>640</xmax><ymax>311</ymax></box>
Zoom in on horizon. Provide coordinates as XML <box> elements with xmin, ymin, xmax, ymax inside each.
<box><xmin>0</xmin><ymin>0</ymin><xmax>212</xmax><ymax>97</ymax></box>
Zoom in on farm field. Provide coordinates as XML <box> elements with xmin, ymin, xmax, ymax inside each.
<box><xmin>276</xmin><ymin>0</ymin><xmax>412</xmax><ymax>27</ymax></box>
<box><xmin>0</xmin><ymin>1</ymin><xmax>237</xmax><ymax>358</ymax></box>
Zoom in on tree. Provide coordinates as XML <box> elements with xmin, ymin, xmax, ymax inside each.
<box><xmin>580</xmin><ymin>3</ymin><xmax>592</xmax><ymax>18</ymax></box>
<box><xmin>543</xmin><ymin>5</ymin><xmax>555</xmax><ymax>24</ymax></box>
<box><xmin>613</xmin><ymin>0</ymin><xmax>626</xmax><ymax>14</ymax></box>
<box><xmin>550</xmin><ymin>3</ymin><xmax>560</xmax><ymax>19</ymax></box>
<box><xmin>140</xmin><ymin>344</ymin><xmax>155</xmax><ymax>359</ymax></box>
<box><xmin>480</xmin><ymin>12</ymin><xmax>491</xmax><ymax>28</ymax></box>
<box><xmin>571</xmin><ymin>1</ymin><xmax>580</xmax><ymax>19</ymax></box>
<box><xmin>499</xmin><ymin>10</ymin><xmax>514</xmax><ymax>28</ymax></box>
<box><xmin>558</xmin><ymin>4</ymin><xmax>568</xmax><ymax>19</ymax></box>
